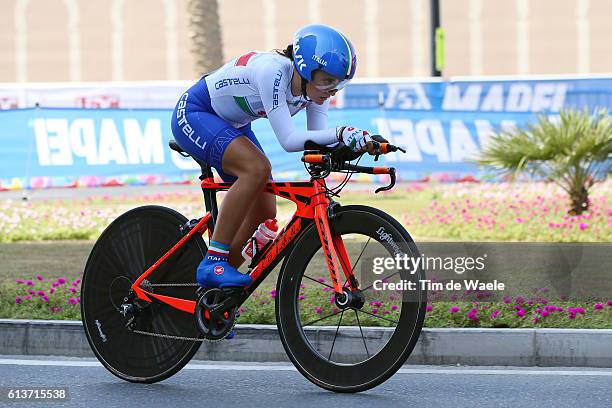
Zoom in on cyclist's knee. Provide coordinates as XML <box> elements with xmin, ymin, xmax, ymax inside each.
<box><xmin>251</xmin><ymin>159</ymin><xmax>272</xmax><ymax>183</ymax></box>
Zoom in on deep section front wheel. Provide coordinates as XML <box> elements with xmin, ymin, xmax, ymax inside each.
<box><xmin>276</xmin><ymin>205</ymin><xmax>426</xmax><ymax>392</ymax></box>
<box><xmin>81</xmin><ymin>205</ymin><xmax>205</xmax><ymax>383</ymax></box>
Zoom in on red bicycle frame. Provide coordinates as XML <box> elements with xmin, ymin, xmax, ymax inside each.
<box><xmin>129</xmin><ymin>176</ymin><xmax>359</xmax><ymax>315</ymax></box>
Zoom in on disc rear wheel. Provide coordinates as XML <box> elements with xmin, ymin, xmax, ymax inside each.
<box><xmin>81</xmin><ymin>205</ymin><xmax>205</xmax><ymax>383</ymax></box>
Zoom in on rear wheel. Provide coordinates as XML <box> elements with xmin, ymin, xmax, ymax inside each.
<box><xmin>81</xmin><ymin>205</ymin><xmax>205</xmax><ymax>383</ymax></box>
<box><xmin>276</xmin><ymin>205</ymin><xmax>426</xmax><ymax>392</ymax></box>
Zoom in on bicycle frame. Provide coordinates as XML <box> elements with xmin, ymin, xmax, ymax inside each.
<box><xmin>130</xmin><ymin>175</ymin><xmax>356</xmax><ymax>315</ymax></box>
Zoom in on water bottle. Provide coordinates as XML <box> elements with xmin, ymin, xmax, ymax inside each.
<box><xmin>241</xmin><ymin>219</ymin><xmax>278</xmax><ymax>262</ymax></box>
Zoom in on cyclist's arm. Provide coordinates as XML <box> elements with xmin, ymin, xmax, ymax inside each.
<box><xmin>259</xmin><ymin>67</ymin><xmax>337</xmax><ymax>152</ymax></box>
<box><xmin>306</xmin><ymin>99</ymin><xmax>329</xmax><ymax>130</ymax></box>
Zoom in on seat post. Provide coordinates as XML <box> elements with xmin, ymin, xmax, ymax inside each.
<box><xmin>199</xmin><ymin>163</ymin><xmax>219</xmax><ymax>230</ymax></box>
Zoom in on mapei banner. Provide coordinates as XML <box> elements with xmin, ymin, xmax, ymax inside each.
<box><xmin>1</xmin><ymin>75</ymin><xmax>611</xmax><ymax>189</ymax></box>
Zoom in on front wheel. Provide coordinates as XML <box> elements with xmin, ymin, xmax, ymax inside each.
<box><xmin>276</xmin><ymin>205</ymin><xmax>426</xmax><ymax>393</ymax></box>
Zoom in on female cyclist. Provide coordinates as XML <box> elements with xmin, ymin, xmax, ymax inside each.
<box><xmin>171</xmin><ymin>24</ymin><xmax>377</xmax><ymax>289</ymax></box>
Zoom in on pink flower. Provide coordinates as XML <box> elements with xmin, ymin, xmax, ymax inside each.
<box><xmin>37</xmin><ymin>291</ymin><xmax>45</xmax><ymax>296</ymax></box>
<box><xmin>329</xmin><ymin>295</ymin><xmax>335</xmax><ymax>305</ymax></box>
<box><xmin>426</xmin><ymin>304</ymin><xmax>433</xmax><ymax>312</ymax></box>
<box><xmin>41</xmin><ymin>296</ymin><xmax>49</xmax><ymax>302</ymax></box>
<box><xmin>15</xmin><ymin>296</ymin><xmax>21</xmax><ymax>304</ymax></box>
<box><xmin>503</xmin><ymin>296</ymin><xmax>511</xmax><ymax>304</ymax></box>
<box><xmin>36</xmin><ymin>275</ymin><xmax>44</xmax><ymax>281</ymax></box>
<box><xmin>533</xmin><ymin>317</ymin><xmax>540</xmax><ymax>323</ymax></box>
<box><xmin>391</xmin><ymin>305</ymin><xmax>398</xmax><ymax>311</ymax></box>
<box><xmin>270</xmin><ymin>289</ymin><xmax>276</xmax><ymax>298</ymax></box>
<box><xmin>49</xmin><ymin>288</ymin><xmax>55</xmax><ymax>294</ymax></box>
<box><xmin>26</xmin><ymin>281</ymin><xmax>34</xmax><ymax>286</ymax></box>
<box><xmin>314</xmin><ymin>307</ymin><xmax>323</xmax><ymax>314</ymax></box>
<box><xmin>52</xmin><ymin>282</ymin><xmax>59</xmax><ymax>287</ymax></box>
<box><xmin>594</xmin><ymin>303</ymin><xmax>604</xmax><ymax>310</ymax></box>
<box><xmin>369</xmin><ymin>300</ymin><xmax>382</xmax><ymax>307</ymax></box>
<box><xmin>77</xmin><ymin>297</ymin><xmax>80</xmax><ymax>302</ymax></box>
<box><xmin>515</xmin><ymin>308</ymin><xmax>526</xmax><ymax>317</ymax></box>
<box><xmin>607</xmin><ymin>300</ymin><xmax>612</xmax><ymax>307</ymax></box>
<box><xmin>68</xmin><ymin>298</ymin><xmax>78</xmax><ymax>305</ymax></box>
<box><xmin>16</xmin><ymin>279</ymin><xmax>25</xmax><ymax>284</ymax></box>
<box><xmin>57</xmin><ymin>278</ymin><xmax>66</xmax><ymax>284</ymax></box>
<box><xmin>541</xmin><ymin>311</ymin><xmax>550</xmax><ymax>318</ymax></box>
<box><xmin>515</xmin><ymin>217</ymin><xmax>524</xmax><ymax>223</ymax></box>
<box><xmin>579</xmin><ymin>223</ymin><xmax>588</xmax><ymax>231</ymax></box>
<box><xmin>489</xmin><ymin>310</ymin><xmax>500</xmax><ymax>318</ymax></box>
<box><xmin>317</xmin><ymin>277</ymin><xmax>325</xmax><ymax>283</ymax></box>
<box><xmin>449</xmin><ymin>306</ymin><xmax>460</xmax><ymax>314</ymax></box>
<box><xmin>298</xmin><ymin>295</ymin><xmax>305</xmax><ymax>301</ymax></box>
<box><xmin>371</xmin><ymin>309</ymin><xmax>379</xmax><ymax>314</ymax></box>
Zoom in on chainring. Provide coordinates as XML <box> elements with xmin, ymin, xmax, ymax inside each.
<box><xmin>195</xmin><ymin>288</ymin><xmax>237</xmax><ymax>341</ymax></box>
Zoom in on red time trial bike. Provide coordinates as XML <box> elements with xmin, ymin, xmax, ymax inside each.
<box><xmin>81</xmin><ymin>139</ymin><xmax>426</xmax><ymax>393</ymax></box>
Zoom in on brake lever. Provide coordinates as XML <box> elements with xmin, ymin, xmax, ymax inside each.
<box><xmin>375</xmin><ymin>168</ymin><xmax>396</xmax><ymax>193</ymax></box>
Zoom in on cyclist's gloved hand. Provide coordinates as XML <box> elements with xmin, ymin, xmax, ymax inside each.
<box><xmin>336</xmin><ymin>126</ymin><xmax>375</xmax><ymax>153</ymax></box>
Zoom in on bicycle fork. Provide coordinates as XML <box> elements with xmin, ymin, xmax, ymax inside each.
<box><xmin>313</xmin><ymin>203</ymin><xmax>365</xmax><ymax>309</ymax></box>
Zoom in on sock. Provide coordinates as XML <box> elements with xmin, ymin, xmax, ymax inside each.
<box><xmin>204</xmin><ymin>240</ymin><xmax>230</xmax><ymax>263</ymax></box>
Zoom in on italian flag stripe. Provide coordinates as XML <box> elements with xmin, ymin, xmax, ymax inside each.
<box><xmin>208</xmin><ymin>249</ymin><xmax>228</xmax><ymax>256</ymax></box>
<box><xmin>233</xmin><ymin>96</ymin><xmax>256</xmax><ymax>116</ymax></box>
<box><xmin>338</xmin><ymin>33</ymin><xmax>353</xmax><ymax>77</ymax></box>
<box><xmin>236</xmin><ymin>52</ymin><xmax>256</xmax><ymax>66</ymax></box>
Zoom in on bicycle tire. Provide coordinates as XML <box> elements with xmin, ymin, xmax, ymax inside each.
<box><xmin>81</xmin><ymin>205</ymin><xmax>205</xmax><ymax>383</ymax></box>
<box><xmin>276</xmin><ymin>205</ymin><xmax>426</xmax><ymax>393</ymax></box>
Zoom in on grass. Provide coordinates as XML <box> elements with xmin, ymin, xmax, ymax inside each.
<box><xmin>0</xmin><ymin>180</ymin><xmax>610</xmax><ymax>326</ymax></box>
<box><xmin>0</xmin><ymin>180</ymin><xmax>610</xmax><ymax>243</ymax></box>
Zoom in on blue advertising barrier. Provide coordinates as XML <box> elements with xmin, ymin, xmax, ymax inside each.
<box><xmin>1</xmin><ymin>76</ymin><xmax>610</xmax><ymax>189</ymax></box>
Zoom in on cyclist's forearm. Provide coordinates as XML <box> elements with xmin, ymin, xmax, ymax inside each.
<box><xmin>267</xmin><ymin>107</ymin><xmax>337</xmax><ymax>151</ymax></box>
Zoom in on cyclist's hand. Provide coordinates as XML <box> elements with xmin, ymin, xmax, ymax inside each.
<box><xmin>336</xmin><ymin>126</ymin><xmax>375</xmax><ymax>153</ymax></box>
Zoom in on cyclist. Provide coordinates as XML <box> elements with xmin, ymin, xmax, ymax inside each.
<box><xmin>171</xmin><ymin>24</ymin><xmax>377</xmax><ymax>289</ymax></box>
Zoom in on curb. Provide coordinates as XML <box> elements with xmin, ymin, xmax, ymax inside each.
<box><xmin>1</xmin><ymin>319</ymin><xmax>611</xmax><ymax>367</ymax></box>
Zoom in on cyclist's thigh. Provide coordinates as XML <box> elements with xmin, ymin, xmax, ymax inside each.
<box><xmin>221</xmin><ymin>135</ymin><xmax>270</xmax><ymax>178</ymax></box>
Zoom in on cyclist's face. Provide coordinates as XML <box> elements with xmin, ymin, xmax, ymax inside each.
<box><xmin>306</xmin><ymin>70</ymin><xmax>339</xmax><ymax>105</ymax></box>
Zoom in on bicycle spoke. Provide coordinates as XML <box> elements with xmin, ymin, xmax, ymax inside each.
<box><xmin>302</xmin><ymin>274</ymin><xmax>334</xmax><ymax>289</ymax></box>
<box><xmin>362</xmin><ymin>271</ymin><xmax>401</xmax><ymax>292</ymax></box>
<box><xmin>353</xmin><ymin>308</ymin><xmax>399</xmax><ymax>325</ymax></box>
<box><xmin>302</xmin><ymin>309</ymin><xmax>343</xmax><ymax>327</ymax></box>
<box><xmin>328</xmin><ymin>310</ymin><xmax>345</xmax><ymax>361</ymax></box>
<box><xmin>339</xmin><ymin>237</ymin><xmax>372</xmax><ymax>290</ymax></box>
<box><xmin>351</xmin><ymin>237</ymin><xmax>371</xmax><ymax>271</ymax></box>
<box><xmin>354</xmin><ymin>309</ymin><xmax>370</xmax><ymax>358</ymax></box>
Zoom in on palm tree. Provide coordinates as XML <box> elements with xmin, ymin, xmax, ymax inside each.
<box><xmin>187</xmin><ymin>0</ymin><xmax>224</xmax><ymax>75</ymax></box>
<box><xmin>477</xmin><ymin>109</ymin><xmax>612</xmax><ymax>215</ymax></box>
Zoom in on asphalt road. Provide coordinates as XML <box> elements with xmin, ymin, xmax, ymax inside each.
<box><xmin>0</xmin><ymin>356</ymin><xmax>610</xmax><ymax>408</ymax></box>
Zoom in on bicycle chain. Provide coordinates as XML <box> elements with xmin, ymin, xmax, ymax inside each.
<box><xmin>132</xmin><ymin>327</ymin><xmax>233</xmax><ymax>343</ymax></box>
<box><xmin>132</xmin><ymin>289</ymin><xmax>236</xmax><ymax>342</ymax></box>
<box><xmin>132</xmin><ymin>282</ymin><xmax>236</xmax><ymax>342</ymax></box>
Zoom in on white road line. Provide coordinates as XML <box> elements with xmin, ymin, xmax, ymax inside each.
<box><xmin>1</xmin><ymin>359</ymin><xmax>611</xmax><ymax>376</ymax></box>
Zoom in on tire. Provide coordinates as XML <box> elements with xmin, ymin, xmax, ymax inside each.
<box><xmin>276</xmin><ymin>205</ymin><xmax>426</xmax><ymax>393</ymax></box>
<box><xmin>81</xmin><ymin>205</ymin><xmax>206</xmax><ymax>383</ymax></box>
